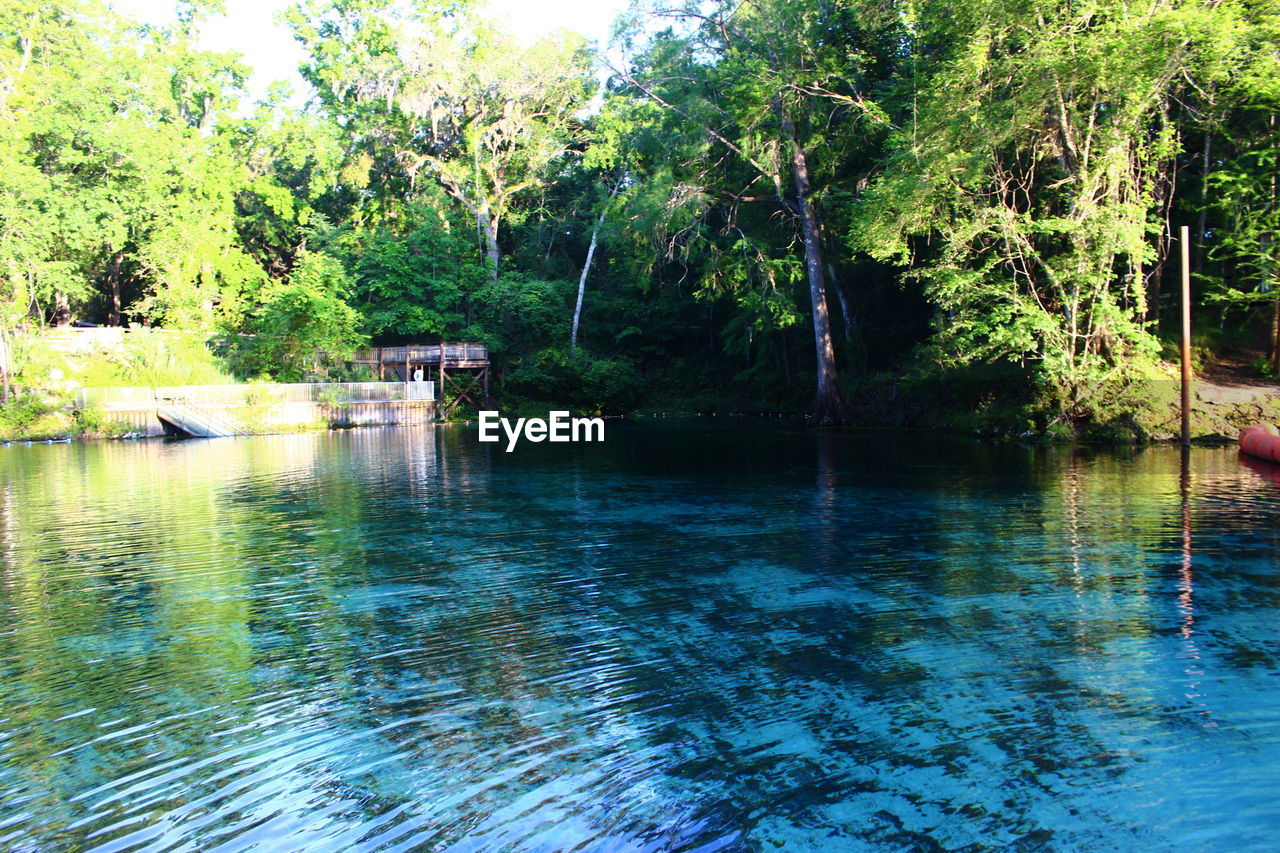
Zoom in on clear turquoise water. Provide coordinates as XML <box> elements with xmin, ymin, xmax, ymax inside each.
<box><xmin>1</xmin><ymin>424</ymin><xmax>1279</xmax><ymax>851</ymax></box>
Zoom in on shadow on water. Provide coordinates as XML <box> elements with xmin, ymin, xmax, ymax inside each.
<box><xmin>1</xmin><ymin>424</ymin><xmax>1280</xmax><ymax>850</ymax></box>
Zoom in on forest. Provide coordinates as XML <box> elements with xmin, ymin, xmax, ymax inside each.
<box><xmin>2</xmin><ymin>0</ymin><xmax>1280</xmax><ymax>434</ymax></box>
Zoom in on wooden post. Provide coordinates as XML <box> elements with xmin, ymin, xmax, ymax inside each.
<box><xmin>1179</xmin><ymin>436</ymin><xmax>1194</xmax><ymax>636</ymax></box>
<box><xmin>378</xmin><ymin>347</ymin><xmax>385</xmax><ymax>381</ymax></box>
<box><xmin>1181</xmin><ymin>225</ymin><xmax>1193</xmax><ymax>447</ymax></box>
<box><xmin>0</xmin><ymin>328</ymin><xmax>9</xmax><ymax>404</ymax></box>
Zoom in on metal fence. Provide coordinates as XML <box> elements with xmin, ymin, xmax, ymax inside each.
<box><xmin>77</xmin><ymin>381</ymin><xmax>434</xmax><ymax>409</ymax></box>
<box><xmin>406</xmin><ymin>381</ymin><xmax>434</xmax><ymax>401</ymax></box>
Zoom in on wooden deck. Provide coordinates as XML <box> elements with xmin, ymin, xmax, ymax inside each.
<box><xmin>353</xmin><ymin>343</ymin><xmax>489</xmax><ymax>373</ymax></box>
<box><xmin>353</xmin><ymin>343</ymin><xmax>489</xmax><ymax>416</ymax></box>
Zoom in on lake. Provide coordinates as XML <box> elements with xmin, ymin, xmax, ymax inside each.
<box><xmin>1</xmin><ymin>423</ymin><xmax>1278</xmax><ymax>851</ymax></box>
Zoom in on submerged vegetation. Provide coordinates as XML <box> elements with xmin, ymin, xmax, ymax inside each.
<box><xmin>3</xmin><ymin>0</ymin><xmax>1280</xmax><ymax>436</ymax></box>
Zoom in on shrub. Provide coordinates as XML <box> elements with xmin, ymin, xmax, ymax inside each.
<box><xmin>229</xmin><ymin>252</ymin><xmax>367</xmax><ymax>382</ymax></box>
<box><xmin>113</xmin><ymin>331</ymin><xmax>238</xmax><ymax>387</ymax></box>
<box><xmin>70</xmin><ymin>405</ymin><xmax>131</xmax><ymax>438</ymax></box>
<box><xmin>0</xmin><ymin>396</ymin><xmax>71</xmax><ymax>440</ymax></box>
<box><xmin>504</xmin><ymin>349</ymin><xmax>644</xmax><ymax>414</ymax></box>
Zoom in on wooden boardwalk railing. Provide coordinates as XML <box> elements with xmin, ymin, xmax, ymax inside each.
<box><xmin>352</xmin><ymin>343</ymin><xmax>489</xmax><ymax>371</ymax></box>
<box><xmin>351</xmin><ymin>342</ymin><xmax>489</xmax><ymax>415</ymax></box>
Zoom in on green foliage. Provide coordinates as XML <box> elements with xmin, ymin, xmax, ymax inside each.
<box><xmin>0</xmin><ymin>395</ymin><xmax>71</xmax><ymax>440</ymax></box>
<box><xmin>1200</xmin><ymin>3</ymin><xmax>1280</xmax><ymax>322</ymax></box>
<box><xmin>232</xmin><ymin>251</ymin><xmax>367</xmax><ymax>381</ymax></box>
<box><xmin>851</xmin><ymin>0</ymin><xmax>1219</xmax><ymax>420</ymax></box>
<box><xmin>505</xmin><ymin>350</ymin><xmax>645</xmax><ymax>414</ymax></box>
<box><xmin>469</xmin><ymin>274</ymin><xmax>576</xmax><ymax>356</ymax></box>
<box><xmin>111</xmin><ymin>331</ymin><xmax>239</xmax><ymax>387</ymax></box>
<box><xmin>69</xmin><ymin>405</ymin><xmax>131</xmax><ymax>438</ymax></box>
<box><xmin>226</xmin><ymin>93</ymin><xmax>347</xmax><ymax>279</ymax></box>
<box><xmin>348</xmin><ymin>216</ymin><xmax>482</xmax><ymax>337</ymax></box>
<box><xmin>286</xmin><ymin>0</ymin><xmax>595</xmax><ymax>283</ymax></box>
<box><xmin>316</xmin><ymin>386</ymin><xmax>350</xmax><ymax>407</ymax></box>
<box><xmin>0</xmin><ymin>0</ymin><xmax>259</xmax><ymax>332</ymax></box>
<box><xmin>4</xmin><ymin>328</ymin><xmax>236</xmax><ymax>393</ymax></box>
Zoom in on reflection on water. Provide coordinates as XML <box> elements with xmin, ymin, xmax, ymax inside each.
<box><xmin>2</xmin><ymin>425</ymin><xmax>1280</xmax><ymax>851</ymax></box>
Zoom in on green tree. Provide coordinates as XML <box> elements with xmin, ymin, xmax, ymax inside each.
<box><xmin>347</xmin><ymin>210</ymin><xmax>484</xmax><ymax>338</ymax></box>
<box><xmin>1201</xmin><ymin>1</ymin><xmax>1280</xmax><ymax>368</ymax></box>
<box><xmin>0</xmin><ymin>0</ymin><xmax>259</xmax><ymax>331</ymax></box>
<box><xmin>238</xmin><ymin>250</ymin><xmax>366</xmax><ymax>380</ymax></box>
<box><xmin>853</xmin><ymin>0</ymin><xmax>1223</xmax><ymax>419</ymax></box>
<box><xmin>287</xmin><ymin>0</ymin><xmax>594</xmax><ymax>285</ymax></box>
<box><xmin>616</xmin><ymin>0</ymin><xmax>893</xmax><ymax>422</ymax></box>
<box><xmin>226</xmin><ymin>87</ymin><xmax>346</xmax><ymax>279</ymax></box>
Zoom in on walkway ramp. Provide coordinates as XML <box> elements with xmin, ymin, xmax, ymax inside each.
<box><xmin>157</xmin><ymin>405</ymin><xmax>254</xmax><ymax>438</ymax></box>
<box><xmin>77</xmin><ymin>382</ymin><xmax>432</xmax><ymax>438</ymax></box>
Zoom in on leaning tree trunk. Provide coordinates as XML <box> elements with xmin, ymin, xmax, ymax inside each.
<box><xmin>1269</xmin><ymin>229</ymin><xmax>1280</xmax><ymax>373</ymax></box>
<box><xmin>572</xmin><ymin>181</ymin><xmax>622</xmax><ymax>353</ymax></box>
<box><xmin>571</xmin><ymin>207</ymin><xmax>605</xmax><ymax>352</ymax></box>
<box><xmin>780</xmin><ymin>110</ymin><xmax>851</xmax><ymax>425</ymax></box>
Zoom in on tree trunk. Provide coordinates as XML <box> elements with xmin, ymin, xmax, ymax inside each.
<box><xmin>1271</xmin><ymin>291</ymin><xmax>1280</xmax><ymax>374</ymax></box>
<box><xmin>1196</xmin><ymin>128</ymin><xmax>1211</xmax><ymax>276</ymax></box>
<box><xmin>478</xmin><ymin>205</ymin><xmax>500</xmax><ymax>286</ymax></box>
<box><xmin>0</xmin><ymin>328</ymin><xmax>10</xmax><ymax>404</ymax></box>
<box><xmin>779</xmin><ymin>109</ymin><xmax>851</xmax><ymax>424</ymax></box>
<box><xmin>108</xmin><ymin>250</ymin><xmax>124</xmax><ymax>326</ymax></box>
<box><xmin>828</xmin><ymin>263</ymin><xmax>855</xmax><ymax>341</ymax></box>
<box><xmin>52</xmin><ymin>291</ymin><xmax>71</xmax><ymax>327</ymax></box>
<box><xmin>571</xmin><ymin>208</ymin><xmax>606</xmax><ymax>352</ymax></box>
<box><xmin>571</xmin><ymin>181</ymin><xmax>621</xmax><ymax>353</ymax></box>
<box><xmin>1269</xmin><ymin>254</ymin><xmax>1280</xmax><ymax>374</ymax></box>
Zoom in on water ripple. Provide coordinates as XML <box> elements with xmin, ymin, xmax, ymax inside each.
<box><xmin>1</xmin><ymin>429</ymin><xmax>1279</xmax><ymax>850</ymax></box>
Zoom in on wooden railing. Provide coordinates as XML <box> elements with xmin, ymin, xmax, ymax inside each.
<box><xmin>352</xmin><ymin>342</ymin><xmax>489</xmax><ymax>366</ymax></box>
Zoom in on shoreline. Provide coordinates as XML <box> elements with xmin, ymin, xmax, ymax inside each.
<box><xmin>0</xmin><ymin>408</ymin><xmax>1261</xmax><ymax>448</ymax></box>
